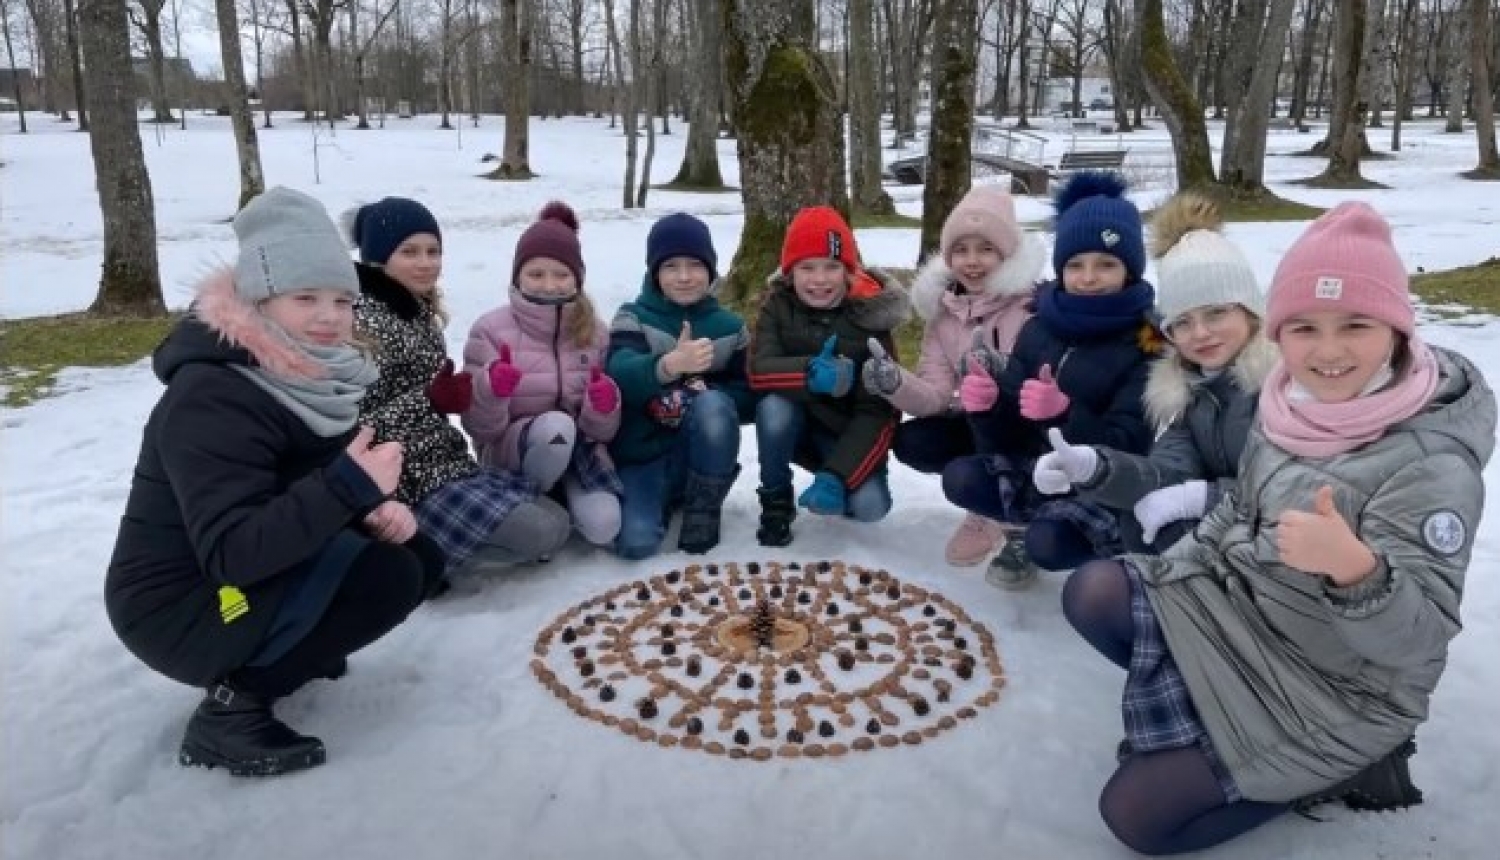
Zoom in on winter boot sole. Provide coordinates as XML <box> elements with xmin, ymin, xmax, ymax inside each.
<box><xmin>178</xmin><ymin>739</ymin><xmax>327</xmax><ymax>777</ymax></box>
<box><xmin>1296</xmin><ymin>738</ymin><xmax>1422</xmax><ymax>814</ymax></box>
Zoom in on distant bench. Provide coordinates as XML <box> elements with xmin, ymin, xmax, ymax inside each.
<box><xmin>1056</xmin><ymin>149</ymin><xmax>1128</xmax><ymax>174</ymax></box>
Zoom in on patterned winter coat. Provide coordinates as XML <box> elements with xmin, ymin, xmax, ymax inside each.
<box><xmin>461</xmin><ymin>287</ymin><xmax>620</xmax><ymax>470</ymax></box>
<box><xmin>355</xmin><ymin>264</ymin><xmax>479</xmax><ymax>505</ymax></box>
<box><xmin>749</xmin><ymin>269</ymin><xmax>911</xmax><ymax>489</ymax></box>
<box><xmin>885</xmin><ymin>234</ymin><xmax>1045</xmax><ymax>416</ymax></box>
<box><xmin>1133</xmin><ymin>347</ymin><xmax>1494</xmax><ymax>802</ymax></box>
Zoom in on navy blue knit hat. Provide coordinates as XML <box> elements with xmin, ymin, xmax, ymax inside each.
<box><xmin>1051</xmin><ymin>172</ymin><xmax>1145</xmax><ymax>283</ymax></box>
<box><xmin>646</xmin><ymin>213</ymin><xmax>718</xmax><ymax>283</ymax></box>
<box><xmin>342</xmin><ymin>197</ymin><xmax>442</xmax><ymax>265</ymax></box>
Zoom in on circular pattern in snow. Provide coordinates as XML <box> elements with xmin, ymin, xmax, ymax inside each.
<box><xmin>531</xmin><ymin>559</ymin><xmax>1006</xmax><ymax>760</ymax></box>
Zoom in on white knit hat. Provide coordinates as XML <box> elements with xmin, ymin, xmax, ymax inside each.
<box><xmin>1150</xmin><ymin>192</ymin><xmax>1263</xmax><ymax>324</ymax></box>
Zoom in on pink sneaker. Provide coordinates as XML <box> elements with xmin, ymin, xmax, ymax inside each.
<box><xmin>945</xmin><ymin>513</ymin><xmax>1005</xmax><ymax>566</ymax></box>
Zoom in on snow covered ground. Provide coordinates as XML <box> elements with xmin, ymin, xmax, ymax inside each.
<box><xmin>2</xmin><ymin>113</ymin><xmax>1497</xmax><ymax>860</ymax></box>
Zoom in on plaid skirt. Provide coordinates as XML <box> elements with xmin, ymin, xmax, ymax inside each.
<box><xmin>414</xmin><ymin>467</ymin><xmax>540</xmax><ymax>572</ymax></box>
<box><xmin>1120</xmin><ymin>559</ymin><xmax>1241</xmax><ymax>802</ymax></box>
<box><xmin>980</xmin><ymin>453</ymin><xmax>1124</xmax><ymax>554</ymax></box>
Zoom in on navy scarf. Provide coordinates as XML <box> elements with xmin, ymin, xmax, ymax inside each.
<box><xmin>1034</xmin><ymin>280</ymin><xmax>1155</xmax><ymax>340</ymax></box>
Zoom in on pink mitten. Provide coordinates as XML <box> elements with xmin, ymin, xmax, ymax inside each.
<box><xmin>487</xmin><ymin>343</ymin><xmax>523</xmax><ymax>397</ymax></box>
<box><xmin>586</xmin><ymin>365</ymin><xmax>620</xmax><ymax>413</ymax></box>
<box><xmin>959</xmin><ymin>362</ymin><xmax>999</xmax><ymax>412</ymax></box>
<box><xmin>1019</xmin><ymin>364</ymin><xmax>1070</xmax><ymax>420</ymax></box>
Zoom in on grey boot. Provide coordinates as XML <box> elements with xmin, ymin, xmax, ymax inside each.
<box><xmin>678</xmin><ymin>466</ymin><xmax>740</xmax><ymax>554</ymax></box>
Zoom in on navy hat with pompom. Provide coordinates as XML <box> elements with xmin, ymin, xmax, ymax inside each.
<box><xmin>345</xmin><ymin>197</ymin><xmax>441</xmax><ymax>265</ymax></box>
<box><xmin>1051</xmin><ymin>171</ymin><xmax>1145</xmax><ymax>283</ymax></box>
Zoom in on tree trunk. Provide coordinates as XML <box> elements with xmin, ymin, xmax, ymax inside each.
<box><xmin>1445</xmin><ymin>4</ymin><xmax>1470</xmax><ymax>130</ymax></box>
<box><xmin>1101</xmin><ymin>0</ymin><xmax>1133</xmax><ymax>131</ymax></box>
<box><xmin>285</xmin><ymin>1</ymin><xmax>315</xmax><ymax>122</ymax></box>
<box><xmin>63</xmin><ymin>0</ymin><xmax>87</xmax><ymax>129</ymax></box>
<box><xmin>1</xmin><ymin>1</ymin><xmax>25</xmax><ymax>133</ymax></box>
<box><xmin>607</xmin><ymin>0</ymin><xmax>638</xmax><ymax>205</ymax></box>
<box><xmin>78</xmin><ymin>0</ymin><xmax>164</xmax><ymax>316</ymax></box>
<box><xmin>721</xmin><ymin>0</ymin><xmax>846</xmax><ymax>308</ymax></box>
<box><xmin>849</xmin><ymin>0</ymin><xmax>894</xmax><ymax>215</ymax></box>
<box><xmin>1139</xmin><ymin>0</ymin><xmax>1217</xmax><ymax>188</ymax></box>
<box><xmin>637</xmin><ymin>0</ymin><xmax>663</xmax><ymax>207</ymax></box>
<box><xmin>1221</xmin><ymin>0</ymin><xmax>1299</xmax><ymax>192</ymax></box>
<box><xmin>570</xmin><ymin>0</ymin><xmax>586</xmax><ymax>114</ymax></box>
<box><xmin>1390</xmin><ymin>0</ymin><xmax>1419</xmax><ymax>149</ymax></box>
<box><xmin>920</xmin><ymin>0</ymin><xmax>978</xmax><ymax>263</ymax></box>
<box><xmin>1309</xmin><ymin>0</ymin><xmax>1374</xmax><ymax>185</ymax></box>
<box><xmin>494</xmin><ymin>0</ymin><xmax>534</xmax><ymax>178</ymax></box>
<box><xmin>1467</xmin><ymin>0</ymin><xmax>1500</xmax><ymax>174</ymax></box>
<box><xmin>672</xmin><ymin>0</ymin><xmax>726</xmax><ymax>187</ymax></box>
<box><xmin>438</xmin><ymin>1</ymin><xmax>453</xmax><ymax>129</ymax></box>
<box><xmin>1290</xmin><ymin>0</ymin><xmax>1326</xmax><ymax>127</ymax></box>
<box><xmin>138</xmin><ymin>1</ymin><xmax>175</xmax><ymax>122</ymax></box>
<box><xmin>214</xmin><ymin>0</ymin><xmax>264</xmax><ymax>210</ymax></box>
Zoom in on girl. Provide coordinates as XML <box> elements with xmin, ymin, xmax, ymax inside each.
<box><xmin>1031</xmin><ymin>191</ymin><xmax>1276</xmax><ymax>552</ymax></box>
<box><xmin>1063</xmin><ymin>202</ymin><xmax>1494</xmax><ymax>855</ymax></box>
<box><xmin>947</xmin><ymin>172</ymin><xmax>1161</xmax><ymax>589</ymax></box>
<box><xmin>346</xmin><ymin>197</ymin><xmax>570</xmax><ymax>575</ymax></box>
<box><xmin>105</xmin><ymin>187</ymin><xmax>443</xmax><ymax>777</ymax></box>
<box><xmin>607</xmin><ymin>213</ymin><xmax>756</xmax><ymax>558</ymax></box>
<box><xmin>862</xmin><ymin>184</ymin><xmax>1046</xmax><ymax>566</ymax></box>
<box><xmin>462</xmin><ymin>202</ymin><xmax>623</xmax><ymax>549</ymax></box>
<box><xmin>749</xmin><ymin>205</ymin><xmax>911</xmax><ymax>547</ymax></box>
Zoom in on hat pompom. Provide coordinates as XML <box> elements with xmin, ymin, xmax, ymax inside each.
<box><xmin>1053</xmin><ymin>171</ymin><xmax>1128</xmax><ymax>220</ymax></box>
<box><xmin>1149</xmin><ymin>192</ymin><xmax>1222</xmax><ymax>259</ymax></box>
<box><xmin>337</xmin><ymin>205</ymin><xmax>365</xmax><ymax>251</ymax></box>
<box><xmin>538</xmin><ymin>201</ymin><xmax>579</xmax><ymax>234</ymax></box>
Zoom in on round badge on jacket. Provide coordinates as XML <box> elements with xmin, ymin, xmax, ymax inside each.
<box><xmin>1420</xmin><ymin>511</ymin><xmax>1467</xmax><ymax>556</ymax></box>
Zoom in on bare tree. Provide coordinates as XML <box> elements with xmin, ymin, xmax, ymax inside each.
<box><xmin>1443</xmin><ymin>0</ymin><xmax>1467</xmax><ymax>131</ymax></box>
<box><xmin>604</xmin><ymin>0</ymin><xmax>639</xmax><ymax>203</ymax></box>
<box><xmin>849</xmin><ymin>0</ymin><xmax>894</xmax><ymax>214</ymax></box>
<box><xmin>1139</xmin><ymin>0</ymin><xmax>1217</xmax><ymax>187</ymax></box>
<box><xmin>63</xmin><ymin>0</ymin><xmax>85</xmax><ymax>128</ymax></box>
<box><xmin>1307</xmin><ymin>0</ymin><xmax>1377</xmax><ymax>185</ymax></box>
<box><xmin>1389</xmin><ymin>0</ymin><xmax>1419</xmax><ymax>149</ymax></box>
<box><xmin>78</xmin><ymin>0</ymin><xmax>164</xmax><ymax>316</ymax></box>
<box><xmin>130</xmin><ymin>0</ymin><xmax>175</xmax><ymax>122</ymax></box>
<box><xmin>720</xmin><ymin>0</ymin><xmax>846</xmax><ymax>307</ymax></box>
<box><xmin>1220</xmin><ymin>0</ymin><xmax>1299</xmax><ymax>193</ymax></box>
<box><xmin>1289</xmin><ymin>0</ymin><xmax>1328</xmax><ymax>128</ymax></box>
<box><xmin>492</xmin><ymin>0</ymin><xmax>535</xmax><ymax>178</ymax></box>
<box><xmin>921</xmin><ymin>0</ymin><xmax>979</xmax><ymax>261</ymax></box>
<box><xmin>1</xmin><ymin>0</ymin><xmax>25</xmax><ymax>132</ymax></box>
<box><xmin>348</xmin><ymin>0</ymin><xmax>401</xmax><ymax>129</ymax></box>
<box><xmin>882</xmin><ymin>0</ymin><xmax>935</xmax><ymax>140</ymax></box>
<box><xmin>636</xmin><ymin>0</ymin><xmax>664</xmax><ymax>207</ymax></box>
<box><xmin>1465</xmin><ymin>0</ymin><xmax>1500</xmax><ymax>176</ymax></box>
<box><xmin>670</xmin><ymin>0</ymin><xmax>725</xmax><ymax>187</ymax></box>
<box><xmin>215</xmin><ymin>0</ymin><xmax>264</xmax><ymax>209</ymax></box>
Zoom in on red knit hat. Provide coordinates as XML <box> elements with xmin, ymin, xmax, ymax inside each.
<box><xmin>1265</xmin><ymin>202</ymin><xmax>1414</xmax><ymax>340</ymax></box>
<box><xmin>780</xmin><ymin>206</ymin><xmax>881</xmax><ymax>299</ymax></box>
<box><xmin>512</xmin><ymin>201</ymin><xmax>585</xmax><ymax>287</ymax></box>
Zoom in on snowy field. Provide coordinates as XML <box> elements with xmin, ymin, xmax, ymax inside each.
<box><xmin>2</xmin><ymin>112</ymin><xmax>1498</xmax><ymax>860</ymax></box>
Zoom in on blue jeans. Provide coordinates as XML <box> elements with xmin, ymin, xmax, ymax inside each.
<box><xmin>616</xmin><ymin>390</ymin><xmax>741</xmax><ymax>559</ymax></box>
<box><xmin>756</xmin><ymin>393</ymin><xmax>892</xmax><ymax>523</ymax></box>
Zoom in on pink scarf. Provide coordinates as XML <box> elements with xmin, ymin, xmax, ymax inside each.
<box><xmin>1258</xmin><ymin>337</ymin><xmax>1441</xmax><ymax>457</ymax></box>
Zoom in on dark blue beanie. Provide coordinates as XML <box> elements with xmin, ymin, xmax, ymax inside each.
<box><xmin>646</xmin><ymin>213</ymin><xmax>718</xmax><ymax>283</ymax></box>
<box><xmin>1051</xmin><ymin>172</ymin><xmax>1145</xmax><ymax>283</ymax></box>
<box><xmin>348</xmin><ymin>197</ymin><xmax>441</xmax><ymax>264</ymax></box>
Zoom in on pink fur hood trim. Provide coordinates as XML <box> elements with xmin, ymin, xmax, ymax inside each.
<box><xmin>191</xmin><ymin>268</ymin><xmax>326</xmax><ymax>379</ymax></box>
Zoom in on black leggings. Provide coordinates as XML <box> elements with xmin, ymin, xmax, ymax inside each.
<box><xmin>1062</xmin><ymin>561</ymin><xmax>1287</xmax><ymax>855</ymax></box>
<box><xmin>230</xmin><ymin>534</ymin><xmax>444</xmax><ymax>699</ymax></box>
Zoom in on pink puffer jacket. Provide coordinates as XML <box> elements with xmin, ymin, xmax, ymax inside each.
<box><xmin>885</xmin><ymin>234</ymin><xmax>1046</xmax><ymax>417</ymax></box>
<box><xmin>461</xmin><ymin>286</ymin><xmax>620</xmax><ymax>469</ymax></box>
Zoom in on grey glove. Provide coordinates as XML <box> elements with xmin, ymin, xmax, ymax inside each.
<box><xmin>959</xmin><ymin>327</ymin><xmax>1008</xmax><ymax>378</ymax></box>
<box><xmin>862</xmin><ymin>337</ymin><xmax>903</xmax><ymax>396</ymax></box>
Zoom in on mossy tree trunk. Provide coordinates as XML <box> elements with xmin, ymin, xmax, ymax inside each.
<box><xmin>1443</xmin><ymin>16</ymin><xmax>1468</xmax><ymax>132</ymax></box>
<box><xmin>720</xmin><ymin>0</ymin><xmax>848</xmax><ymax>310</ymax></box>
<box><xmin>849</xmin><ymin>0</ymin><xmax>894</xmax><ymax>217</ymax></box>
<box><xmin>1219</xmin><ymin>0</ymin><xmax>1298</xmax><ymax>194</ymax></box>
<box><xmin>919</xmin><ymin>0</ymin><xmax>978</xmax><ymax>264</ymax></box>
<box><xmin>79</xmin><ymin>0</ymin><xmax>164</xmax><ymax>316</ymax></box>
<box><xmin>492</xmin><ymin>0</ymin><xmax>535</xmax><ymax>179</ymax></box>
<box><xmin>671</xmin><ymin>0</ymin><xmax>726</xmax><ymax>188</ymax></box>
<box><xmin>1309</xmin><ymin>0</ymin><xmax>1375</xmax><ymax>186</ymax></box>
<box><xmin>1138</xmin><ymin>0</ymin><xmax>1217</xmax><ymax>189</ymax></box>
<box><xmin>1466</xmin><ymin>0</ymin><xmax>1500</xmax><ymax>176</ymax></box>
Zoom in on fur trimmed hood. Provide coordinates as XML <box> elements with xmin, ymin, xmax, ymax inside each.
<box><xmin>1144</xmin><ymin>334</ymin><xmax>1278</xmax><ymax>430</ymax></box>
<box><xmin>763</xmin><ymin>266</ymin><xmax>913</xmax><ymax>333</ymax></box>
<box><xmin>155</xmin><ymin>268</ymin><xmax>327</xmax><ymax>383</ymax></box>
<box><xmin>909</xmin><ymin>232</ymin><xmax>1046</xmax><ymax>322</ymax></box>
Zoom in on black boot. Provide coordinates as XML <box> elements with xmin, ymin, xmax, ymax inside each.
<box><xmin>756</xmin><ymin>485</ymin><xmax>796</xmax><ymax>547</ymax></box>
<box><xmin>179</xmin><ymin>684</ymin><xmax>327</xmax><ymax>777</ymax></box>
<box><xmin>1295</xmin><ymin>738</ymin><xmax>1423</xmax><ymax>814</ymax></box>
<box><xmin>679</xmin><ymin>466</ymin><xmax>740</xmax><ymax>554</ymax></box>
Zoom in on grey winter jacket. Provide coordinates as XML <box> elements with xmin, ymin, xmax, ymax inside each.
<box><xmin>1082</xmin><ymin>337</ymin><xmax>1277</xmax><ymax>513</ymax></box>
<box><xmin>1130</xmin><ymin>346</ymin><xmax>1495</xmax><ymax>802</ymax></box>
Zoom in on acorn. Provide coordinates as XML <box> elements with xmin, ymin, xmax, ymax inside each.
<box><xmin>599</xmin><ymin>684</ymin><xmax>616</xmax><ymax>702</ymax></box>
<box><xmin>784</xmin><ymin>668</ymin><xmax>802</xmax><ymax>684</ymax></box>
<box><xmin>572</xmin><ymin>645</ymin><xmax>587</xmax><ymax>660</ymax></box>
<box><xmin>818</xmin><ymin>720</ymin><xmax>835</xmax><ymax>738</ymax></box>
<box><xmin>686</xmin><ymin>716</ymin><xmax>704</xmax><ymax>735</ymax></box>
<box><xmin>638</xmin><ymin>698</ymin><xmax>659</xmax><ymax>719</ymax></box>
<box><xmin>954</xmin><ymin>636</ymin><xmax>968</xmax><ymax>651</ymax></box>
<box><xmin>561</xmin><ymin>627</ymin><xmax>577</xmax><ymax>644</ymax></box>
<box><xmin>798</xmin><ymin>592</ymin><xmax>812</xmax><ymax>605</ymax></box>
<box><xmin>661</xmin><ymin>624</ymin><xmax>675</xmax><ymax>638</ymax></box>
<box><xmin>837</xmin><ymin>652</ymin><xmax>856</xmax><ymax>671</ymax></box>
<box><xmin>738</xmin><ymin>588</ymin><xmax>753</xmax><ymax>601</ymax></box>
<box><xmin>734</xmin><ymin>728</ymin><xmax>751</xmax><ymax>745</ymax></box>
<box><xmin>922</xmin><ymin>605</ymin><xmax>937</xmax><ymax>617</ymax></box>
<box><xmin>737</xmin><ymin>672</ymin><xmax>755</xmax><ymax>690</ymax></box>
<box><xmin>747</xmin><ymin>562</ymin><xmax>761</xmax><ymax>575</ymax></box>
<box><xmin>636</xmin><ymin>587</ymin><xmax>651</xmax><ymax>601</ymax></box>
<box><xmin>912</xmin><ymin>697</ymin><xmax>931</xmax><ymax>716</ymax></box>
<box><xmin>848</xmin><ymin>618</ymin><xmax>863</xmax><ymax>634</ymax></box>
<box><xmin>770</xmin><ymin>585</ymin><xmax>784</xmax><ymax>599</ymax></box>
<box><xmin>662</xmin><ymin>641</ymin><xmax>677</xmax><ymax>656</ymax></box>
<box><xmin>787</xmin><ymin>728</ymin><xmax>805</xmax><ymax>743</ymax></box>
<box><xmin>670</xmin><ymin>604</ymin><xmax>685</xmax><ymax>618</ymax></box>
<box><xmin>666</xmin><ymin>570</ymin><xmax>682</xmax><ymax>584</ymax></box>
<box><xmin>826</xmin><ymin>603</ymin><xmax>840</xmax><ymax>617</ymax></box>
<box><xmin>866</xmin><ymin>718</ymin><xmax>882</xmax><ymax>735</ymax></box>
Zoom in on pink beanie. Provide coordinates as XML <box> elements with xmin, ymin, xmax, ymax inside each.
<box><xmin>1265</xmin><ymin>202</ymin><xmax>1414</xmax><ymax>340</ymax></box>
<box><xmin>940</xmin><ymin>185</ymin><xmax>1022</xmax><ymax>264</ymax></box>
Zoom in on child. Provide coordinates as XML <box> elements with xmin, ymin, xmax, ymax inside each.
<box><xmin>1031</xmin><ymin>191</ymin><xmax>1276</xmax><ymax>552</ymax></box>
<box><xmin>462</xmin><ymin>202</ymin><xmax>623</xmax><ymax>548</ymax></box>
<box><xmin>863</xmin><ymin>184</ymin><xmax>1046</xmax><ymax>566</ymax></box>
<box><xmin>346</xmin><ymin>197</ymin><xmax>570</xmax><ymax>574</ymax></box>
<box><xmin>749</xmin><ymin>205</ymin><xmax>911</xmax><ymax>547</ymax></box>
<box><xmin>607</xmin><ymin>213</ymin><xmax>756</xmax><ymax>558</ymax></box>
<box><xmin>946</xmin><ymin>171</ymin><xmax>1161</xmax><ymax>588</ymax></box>
<box><xmin>1061</xmin><ymin>201</ymin><xmax>1495</xmax><ymax>855</ymax></box>
<box><xmin>104</xmin><ymin>187</ymin><xmax>444</xmax><ymax>777</ymax></box>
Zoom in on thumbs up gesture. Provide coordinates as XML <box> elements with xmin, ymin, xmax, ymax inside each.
<box><xmin>861</xmin><ymin>337</ymin><xmax>903</xmax><ymax>396</ymax></box>
<box><xmin>961</xmin><ymin>327</ymin><xmax>1008</xmax><ymax>378</ymax></box>
<box><xmin>959</xmin><ymin>358</ymin><xmax>999</xmax><ymax>413</ymax></box>
<box><xmin>426</xmin><ymin>358</ymin><xmax>474</xmax><ymax>414</ymax></box>
<box><xmin>806</xmin><ymin>335</ymin><xmax>855</xmax><ymax>397</ymax></box>
<box><xmin>1277</xmin><ymin>486</ymin><xmax>1377</xmax><ymax>586</ymax></box>
<box><xmin>586</xmin><ymin>364</ymin><xmax>620</xmax><ymax>414</ymax></box>
<box><xmin>345</xmin><ymin>426</ymin><xmax>403</xmax><ymax>496</ymax></box>
<box><xmin>1032</xmin><ymin>428</ymin><xmax>1100</xmax><ymax>495</ymax></box>
<box><xmin>487</xmin><ymin>343</ymin><xmax>523</xmax><ymax>398</ymax></box>
<box><xmin>1019</xmin><ymin>363</ymin><xmax>1070</xmax><ymax>421</ymax></box>
<box><xmin>661</xmin><ymin>320</ymin><xmax>715</xmax><ymax>378</ymax></box>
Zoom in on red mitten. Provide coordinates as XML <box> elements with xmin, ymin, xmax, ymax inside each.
<box><xmin>427</xmin><ymin>359</ymin><xmax>473</xmax><ymax>414</ymax></box>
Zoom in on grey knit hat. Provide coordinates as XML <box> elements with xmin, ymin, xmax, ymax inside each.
<box><xmin>233</xmin><ymin>187</ymin><xmax>359</xmax><ymax>301</ymax></box>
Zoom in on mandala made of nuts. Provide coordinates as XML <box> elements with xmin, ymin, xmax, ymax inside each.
<box><xmin>531</xmin><ymin>560</ymin><xmax>1006</xmax><ymax>761</ymax></box>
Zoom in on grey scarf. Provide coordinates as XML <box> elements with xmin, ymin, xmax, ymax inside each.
<box><xmin>237</xmin><ymin>342</ymin><xmax>380</xmax><ymax>437</ymax></box>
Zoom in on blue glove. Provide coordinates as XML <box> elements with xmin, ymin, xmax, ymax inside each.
<box><xmin>798</xmin><ymin>471</ymin><xmax>847</xmax><ymax>515</ymax></box>
<box><xmin>807</xmin><ymin>335</ymin><xmax>855</xmax><ymax>397</ymax></box>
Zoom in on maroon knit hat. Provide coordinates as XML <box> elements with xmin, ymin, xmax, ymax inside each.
<box><xmin>512</xmin><ymin>201</ymin><xmax>585</xmax><ymax>287</ymax></box>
